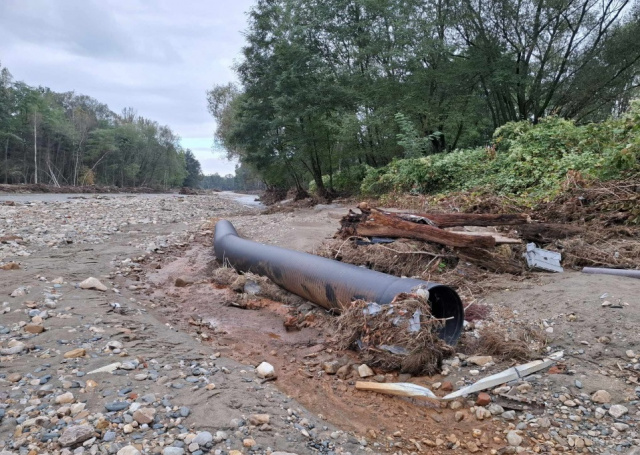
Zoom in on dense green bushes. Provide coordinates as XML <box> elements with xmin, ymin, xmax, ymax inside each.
<box><xmin>360</xmin><ymin>101</ymin><xmax>640</xmax><ymax>200</ymax></box>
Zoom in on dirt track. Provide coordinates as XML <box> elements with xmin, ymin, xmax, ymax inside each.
<box><xmin>1</xmin><ymin>193</ymin><xmax>639</xmax><ymax>454</ymax></box>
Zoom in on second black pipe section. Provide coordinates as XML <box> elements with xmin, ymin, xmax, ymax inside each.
<box><xmin>214</xmin><ymin>219</ymin><xmax>464</xmax><ymax>344</ymax></box>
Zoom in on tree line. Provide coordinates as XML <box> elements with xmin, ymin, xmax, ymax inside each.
<box><xmin>201</xmin><ymin>164</ymin><xmax>265</xmax><ymax>192</ymax></box>
<box><xmin>0</xmin><ymin>62</ymin><xmax>203</xmax><ymax>188</ymax></box>
<box><xmin>209</xmin><ymin>0</ymin><xmax>640</xmax><ymax>197</ymax></box>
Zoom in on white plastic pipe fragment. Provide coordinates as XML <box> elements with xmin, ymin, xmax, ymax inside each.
<box><xmin>355</xmin><ymin>381</ymin><xmax>438</xmax><ymax>400</ymax></box>
<box><xmin>442</xmin><ymin>351</ymin><xmax>564</xmax><ymax>400</ymax></box>
<box><xmin>582</xmin><ymin>267</ymin><xmax>640</xmax><ymax>279</ymax></box>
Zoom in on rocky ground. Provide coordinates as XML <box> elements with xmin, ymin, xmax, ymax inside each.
<box><xmin>1</xmin><ymin>193</ymin><xmax>639</xmax><ymax>455</ymax></box>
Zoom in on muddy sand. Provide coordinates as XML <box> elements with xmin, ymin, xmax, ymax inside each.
<box><xmin>1</xmin><ymin>193</ymin><xmax>639</xmax><ymax>455</ymax></box>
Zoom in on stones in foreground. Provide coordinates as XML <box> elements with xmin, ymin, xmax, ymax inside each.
<box><xmin>117</xmin><ymin>446</ymin><xmax>141</xmax><ymax>455</ymax></box>
<box><xmin>591</xmin><ymin>389</ymin><xmax>611</xmax><ymax>404</ymax></box>
<box><xmin>64</xmin><ymin>348</ymin><xmax>86</xmax><ymax>358</ymax></box>
<box><xmin>79</xmin><ymin>277</ymin><xmax>108</xmax><ymax>291</ymax></box>
<box><xmin>0</xmin><ymin>340</ymin><xmax>25</xmax><ymax>355</ymax></box>
<box><xmin>256</xmin><ymin>361</ymin><xmax>275</xmax><ymax>378</ymax></box>
<box><xmin>357</xmin><ymin>364</ymin><xmax>374</xmax><ymax>378</ymax></box>
<box><xmin>506</xmin><ymin>430</ymin><xmax>523</xmax><ymax>447</ymax></box>
<box><xmin>59</xmin><ymin>424</ymin><xmax>95</xmax><ymax>447</ymax></box>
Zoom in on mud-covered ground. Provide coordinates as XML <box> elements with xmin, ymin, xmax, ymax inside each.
<box><xmin>1</xmin><ymin>193</ymin><xmax>639</xmax><ymax>455</ymax></box>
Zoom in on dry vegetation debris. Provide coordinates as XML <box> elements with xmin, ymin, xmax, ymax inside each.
<box><xmin>334</xmin><ymin>294</ymin><xmax>453</xmax><ymax>376</ymax></box>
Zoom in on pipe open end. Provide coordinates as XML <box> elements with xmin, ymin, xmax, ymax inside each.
<box><xmin>428</xmin><ymin>285</ymin><xmax>464</xmax><ymax>345</ymax></box>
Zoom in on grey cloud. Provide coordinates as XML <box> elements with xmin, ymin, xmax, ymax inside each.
<box><xmin>0</xmin><ymin>0</ymin><xmax>144</xmax><ymax>61</ymax></box>
<box><xmin>0</xmin><ymin>0</ymin><xmax>254</xmax><ymax>173</ymax></box>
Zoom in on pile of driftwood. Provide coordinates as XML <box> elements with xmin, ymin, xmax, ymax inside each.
<box><xmin>336</xmin><ymin>202</ymin><xmax>531</xmax><ymax>275</ymax></box>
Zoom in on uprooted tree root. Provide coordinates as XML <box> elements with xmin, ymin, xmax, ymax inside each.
<box><xmin>334</xmin><ymin>295</ymin><xmax>454</xmax><ymax>376</ymax></box>
<box><xmin>459</xmin><ymin>324</ymin><xmax>547</xmax><ymax>362</ymax></box>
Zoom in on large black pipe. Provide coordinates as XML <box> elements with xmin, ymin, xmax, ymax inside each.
<box><xmin>214</xmin><ymin>219</ymin><xmax>464</xmax><ymax>344</ymax></box>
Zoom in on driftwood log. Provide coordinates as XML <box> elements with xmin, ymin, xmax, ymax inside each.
<box><xmin>399</xmin><ymin>212</ymin><xmax>530</xmax><ymax>228</ymax></box>
<box><xmin>340</xmin><ymin>206</ymin><xmax>497</xmax><ymax>248</ymax></box>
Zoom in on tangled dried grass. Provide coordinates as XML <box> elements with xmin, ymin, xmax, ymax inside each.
<box><xmin>211</xmin><ymin>266</ymin><xmax>306</xmax><ymax>306</ymax></box>
<box><xmin>559</xmin><ymin>236</ymin><xmax>640</xmax><ymax>268</ymax></box>
<box><xmin>459</xmin><ymin>324</ymin><xmax>547</xmax><ymax>362</ymax></box>
<box><xmin>334</xmin><ymin>294</ymin><xmax>454</xmax><ymax>375</ymax></box>
<box><xmin>211</xmin><ymin>266</ymin><xmax>239</xmax><ymax>286</ymax></box>
<box><xmin>317</xmin><ymin>238</ymin><xmax>454</xmax><ymax>278</ymax></box>
<box><xmin>534</xmin><ymin>178</ymin><xmax>640</xmax><ymax>226</ymax></box>
<box><xmin>463</xmin><ymin>303</ymin><xmax>492</xmax><ymax>322</ymax></box>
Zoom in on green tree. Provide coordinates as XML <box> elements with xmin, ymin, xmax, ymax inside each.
<box><xmin>182</xmin><ymin>149</ymin><xmax>203</xmax><ymax>188</ymax></box>
<box><xmin>0</xmin><ymin>61</ymin><xmax>194</xmax><ymax>188</ymax></box>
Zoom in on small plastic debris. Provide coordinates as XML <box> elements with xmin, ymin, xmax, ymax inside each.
<box><xmin>378</xmin><ymin>345</ymin><xmax>409</xmax><ymax>355</ymax></box>
<box><xmin>408</xmin><ymin>310</ymin><xmax>422</xmax><ymax>333</ymax></box>
<box><xmin>523</xmin><ymin>243</ymin><xmax>563</xmax><ymax>272</ymax></box>
<box><xmin>355</xmin><ymin>381</ymin><xmax>437</xmax><ymax>399</ymax></box>
<box><xmin>243</xmin><ymin>280</ymin><xmax>261</xmax><ymax>295</ymax></box>
<box><xmin>442</xmin><ymin>351</ymin><xmax>564</xmax><ymax>400</ymax></box>
<box><xmin>363</xmin><ymin>302</ymin><xmax>383</xmax><ymax>316</ymax></box>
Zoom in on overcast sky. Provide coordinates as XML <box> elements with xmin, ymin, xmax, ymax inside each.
<box><xmin>0</xmin><ymin>0</ymin><xmax>255</xmax><ymax>175</ymax></box>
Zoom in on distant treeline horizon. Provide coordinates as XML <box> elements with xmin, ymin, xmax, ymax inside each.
<box><xmin>0</xmin><ymin>62</ymin><xmax>203</xmax><ymax>189</ymax></box>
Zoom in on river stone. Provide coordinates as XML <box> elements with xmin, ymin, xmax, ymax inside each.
<box><xmin>133</xmin><ymin>407</ymin><xmax>156</xmax><ymax>424</ymax></box>
<box><xmin>55</xmin><ymin>392</ymin><xmax>75</xmax><ymax>404</ymax></box>
<box><xmin>117</xmin><ymin>446</ymin><xmax>141</xmax><ymax>455</ymax></box>
<box><xmin>64</xmin><ymin>348</ymin><xmax>86</xmax><ymax>358</ymax></box>
<box><xmin>0</xmin><ymin>342</ymin><xmax>25</xmax><ymax>355</ymax></box>
<box><xmin>24</xmin><ymin>323</ymin><xmax>44</xmax><ymax>334</ymax></box>
<box><xmin>249</xmin><ymin>414</ymin><xmax>270</xmax><ymax>425</ymax></box>
<box><xmin>358</xmin><ymin>364</ymin><xmax>374</xmax><ymax>378</ymax></box>
<box><xmin>256</xmin><ymin>362</ymin><xmax>275</xmax><ymax>378</ymax></box>
<box><xmin>163</xmin><ymin>449</ymin><xmax>185</xmax><ymax>455</ymax></box>
<box><xmin>591</xmin><ymin>390</ymin><xmax>611</xmax><ymax>403</ymax></box>
<box><xmin>59</xmin><ymin>425</ymin><xmax>94</xmax><ymax>447</ymax></box>
<box><xmin>506</xmin><ymin>430</ymin><xmax>522</xmax><ymax>447</ymax></box>
<box><xmin>192</xmin><ymin>431</ymin><xmax>213</xmax><ymax>446</ymax></box>
<box><xmin>609</xmin><ymin>404</ymin><xmax>628</xmax><ymax>418</ymax></box>
<box><xmin>105</xmin><ymin>401</ymin><xmax>130</xmax><ymax>412</ymax></box>
<box><xmin>79</xmin><ymin>277</ymin><xmax>108</xmax><ymax>291</ymax></box>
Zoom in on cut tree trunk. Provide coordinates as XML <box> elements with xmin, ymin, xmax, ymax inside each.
<box><xmin>340</xmin><ymin>207</ymin><xmax>496</xmax><ymax>248</ymax></box>
<box><xmin>399</xmin><ymin>212</ymin><xmax>530</xmax><ymax>228</ymax></box>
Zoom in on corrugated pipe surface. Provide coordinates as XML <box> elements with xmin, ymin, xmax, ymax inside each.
<box><xmin>214</xmin><ymin>219</ymin><xmax>464</xmax><ymax>344</ymax></box>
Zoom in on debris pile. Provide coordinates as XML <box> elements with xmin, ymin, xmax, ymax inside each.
<box><xmin>319</xmin><ymin>202</ymin><xmax>529</xmax><ymax>294</ymax></box>
<box><xmin>334</xmin><ymin>293</ymin><xmax>453</xmax><ymax>375</ymax></box>
<box><xmin>460</xmin><ymin>323</ymin><xmax>547</xmax><ymax>362</ymax></box>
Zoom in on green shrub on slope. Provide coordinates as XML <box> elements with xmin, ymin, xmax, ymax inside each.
<box><xmin>361</xmin><ymin>101</ymin><xmax>640</xmax><ymax>200</ymax></box>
